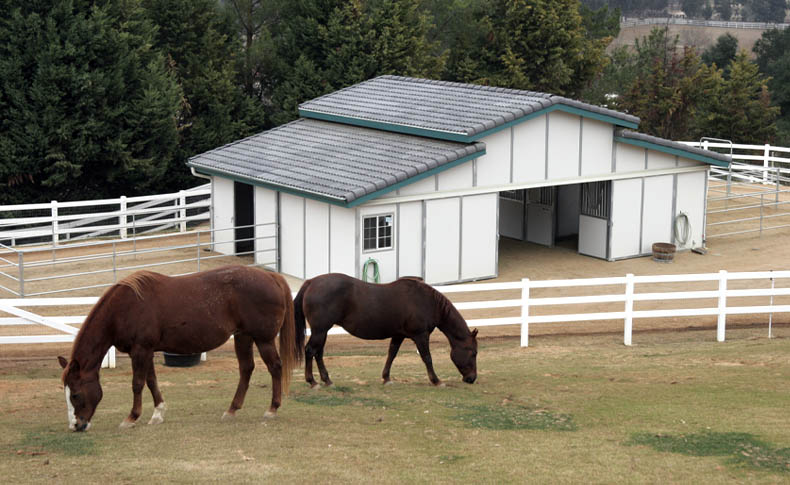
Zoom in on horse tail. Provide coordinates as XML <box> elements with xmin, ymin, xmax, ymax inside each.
<box><xmin>275</xmin><ymin>274</ymin><xmax>301</xmax><ymax>397</ymax></box>
<box><xmin>293</xmin><ymin>279</ymin><xmax>309</xmax><ymax>351</ymax></box>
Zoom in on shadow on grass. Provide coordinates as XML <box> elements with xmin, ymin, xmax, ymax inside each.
<box><xmin>16</xmin><ymin>428</ymin><xmax>96</xmax><ymax>456</ymax></box>
<box><xmin>628</xmin><ymin>430</ymin><xmax>790</xmax><ymax>473</ymax></box>
<box><xmin>447</xmin><ymin>403</ymin><xmax>576</xmax><ymax>431</ymax></box>
<box><xmin>293</xmin><ymin>385</ymin><xmax>388</xmax><ymax>408</ymax></box>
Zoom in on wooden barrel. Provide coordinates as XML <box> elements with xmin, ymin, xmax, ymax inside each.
<box><xmin>652</xmin><ymin>242</ymin><xmax>676</xmax><ymax>263</ymax></box>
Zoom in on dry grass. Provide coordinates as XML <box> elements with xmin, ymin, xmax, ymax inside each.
<box><xmin>2</xmin><ymin>329</ymin><xmax>789</xmax><ymax>483</ymax></box>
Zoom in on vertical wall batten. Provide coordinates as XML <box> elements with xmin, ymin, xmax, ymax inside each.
<box><xmin>509</xmin><ymin>127</ymin><xmax>514</xmax><ymax>183</ymax></box>
<box><xmin>578</xmin><ymin>117</ymin><xmax>584</xmax><ymax>176</ymax></box>
<box><xmin>458</xmin><ymin>197</ymin><xmax>464</xmax><ymax>281</ymax></box>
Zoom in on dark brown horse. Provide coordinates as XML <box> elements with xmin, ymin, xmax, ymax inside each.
<box><xmin>294</xmin><ymin>273</ymin><xmax>477</xmax><ymax>388</ymax></box>
<box><xmin>57</xmin><ymin>266</ymin><xmax>304</xmax><ymax>431</ymax></box>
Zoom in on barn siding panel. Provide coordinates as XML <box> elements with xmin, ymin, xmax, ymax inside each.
<box><xmin>615</xmin><ymin>143</ymin><xmax>645</xmax><ymax>173</ymax></box>
<box><xmin>675</xmin><ymin>170</ymin><xmax>707</xmax><ymax>249</ymax></box>
<box><xmin>641</xmin><ymin>175</ymin><xmax>674</xmax><ymax>253</ymax></box>
<box><xmin>610</xmin><ymin>178</ymin><xmax>643</xmax><ymax>259</ymax></box>
<box><xmin>512</xmin><ymin>115</ymin><xmax>547</xmax><ymax>183</ymax></box>
<box><xmin>547</xmin><ymin>111</ymin><xmax>581</xmax><ymax>180</ymax></box>
<box><xmin>254</xmin><ymin>187</ymin><xmax>277</xmax><ymax>268</ymax></box>
<box><xmin>280</xmin><ymin>193</ymin><xmax>305</xmax><ymax>279</ymax></box>
<box><xmin>212</xmin><ymin>177</ymin><xmax>235</xmax><ymax>255</ymax></box>
<box><xmin>329</xmin><ymin>205</ymin><xmax>356</xmax><ymax>276</ymax></box>
<box><xmin>304</xmin><ymin>199</ymin><xmax>330</xmax><ymax>279</ymax></box>
<box><xmin>425</xmin><ymin>198</ymin><xmax>461</xmax><ymax>284</ymax></box>
<box><xmin>397</xmin><ymin>201</ymin><xmax>423</xmax><ymax>278</ymax></box>
<box><xmin>461</xmin><ymin>194</ymin><xmax>497</xmax><ymax>280</ymax></box>
<box><xmin>475</xmin><ymin>129</ymin><xmax>511</xmax><ymax>187</ymax></box>
<box><xmin>580</xmin><ymin>119</ymin><xmax>613</xmax><ymax>176</ymax></box>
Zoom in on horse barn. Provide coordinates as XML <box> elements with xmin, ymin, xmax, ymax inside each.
<box><xmin>187</xmin><ymin>76</ymin><xmax>731</xmax><ymax>285</ymax></box>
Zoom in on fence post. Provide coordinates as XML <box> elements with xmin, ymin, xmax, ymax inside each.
<box><xmin>179</xmin><ymin>190</ymin><xmax>186</xmax><ymax>233</ymax></box>
<box><xmin>717</xmin><ymin>270</ymin><xmax>728</xmax><ymax>342</ymax></box>
<box><xmin>51</xmin><ymin>200</ymin><xmax>59</xmax><ymax>246</ymax></box>
<box><xmin>120</xmin><ymin>196</ymin><xmax>127</xmax><ymax>239</ymax></box>
<box><xmin>624</xmin><ymin>273</ymin><xmax>635</xmax><ymax>346</ymax></box>
<box><xmin>18</xmin><ymin>252</ymin><xmax>24</xmax><ymax>297</ymax></box>
<box><xmin>101</xmin><ymin>347</ymin><xmax>116</xmax><ymax>369</ymax></box>
<box><xmin>763</xmin><ymin>144</ymin><xmax>770</xmax><ymax>184</ymax></box>
<box><xmin>520</xmin><ymin>278</ymin><xmax>530</xmax><ymax>347</ymax></box>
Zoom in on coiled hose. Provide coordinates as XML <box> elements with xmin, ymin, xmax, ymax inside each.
<box><xmin>674</xmin><ymin>212</ymin><xmax>691</xmax><ymax>247</ymax></box>
<box><xmin>362</xmin><ymin>258</ymin><xmax>380</xmax><ymax>283</ymax></box>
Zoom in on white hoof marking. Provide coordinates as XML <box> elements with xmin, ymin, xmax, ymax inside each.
<box><xmin>222</xmin><ymin>411</ymin><xmax>236</xmax><ymax>421</ymax></box>
<box><xmin>119</xmin><ymin>418</ymin><xmax>137</xmax><ymax>429</ymax></box>
<box><xmin>263</xmin><ymin>410</ymin><xmax>276</xmax><ymax>419</ymax></box>
<box><xmin>148</xmin><ymin>402</ymin><xmax>166</xmax><ymax>425</ymax></box>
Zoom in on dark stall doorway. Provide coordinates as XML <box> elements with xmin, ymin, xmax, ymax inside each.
<box><xmin>234</xmin><ymin>182</ymin><xmax>254</xmax><ymax>255</ymax></box>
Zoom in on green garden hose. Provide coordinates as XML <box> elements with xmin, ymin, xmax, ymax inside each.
<box><xmin>362</xmin><ymin>258</ymin><xmax>380</xmax><ymax>283</ymax></box>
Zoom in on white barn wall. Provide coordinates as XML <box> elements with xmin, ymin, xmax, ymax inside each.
<box><xmin>675</xmin><ymin>171</ymin><xmax>707</xmax><ymax>249</ymax></box>
<box><xmin>615</xmin><ymin>143</ymin><xmax>645</xmax><ymax>173</ymax></box>
<box><xmin>212</xmin><ymin>176</ymin><xmax>235</xmax><ymax>255</ymax></box>
<box><xmin>438</xmin><ymin>162</ymin><xmax>474</xmax><ymax>191</ymax></box>
<box><xmin>397</xmin><ymin>201</ymin><xmax>423</xmax><ymax>278</ymax></box>
<box><xmin>610</xmin><ymin>178</ymin><xmax>643</xmax><ymax>259</ymax></box>
<box><xmin>641</xmin><ymin>175</ymin><xmax>674</xmax><ymax>254</ymax></box>
<box><xmin>280</xmin><ymin>193</ymin><xmax>304</xmax><ymax>279</ymax></box>
<box><xmin>547</xmin><ymin>111</ymin><xmax>581</xmax><ymax>179</ymax></box>
<box><xmin>580</xmin><ymin>119</ymin><xmax>613</xmax><ymax>176</ymax></box>
<box><xmin>461</xmin><ymin>194</ymin><xmax>498</xmax><ymax>280</ymax></box>
<box><xmin>398</xmin><ymin>176</ymin><xmax>436</xmax><ymax>196</ymax></box>
<box><xmin>513</xmin><ymin>116</ymin><xmax>547</xmax><ymax>183</ymax></box>
<box><xmin>329</xmin><ymin>205</ymin><xmax>355</xmax><ymax>276</ymax></box>
<box><xmin>359</xmin><ymin>204</ymin><xmax>398</xmax><ymax>283</ymax></box>
<box><xmin>648</xmin><ymin>151</ymin><xmax>677</xmax><ymax>170</ymax></box>
<box><xmin>254</xmin><ymin>187</ymin><xmax>277</xmax><ymax>268</ymax></box>
<box><xmin>476</xmin><ymin>129</ymin><xmax>511</xmax><ymax>187</ymax></box>
<box><xmin>425</xmin><ymin>198</ymin><xmax>461</xmax><ymax>284</ymax></box>
<box><xmin>304</xmin><ymin>199</ymin><xmax>330</xmax><ymax>279</ymax></box>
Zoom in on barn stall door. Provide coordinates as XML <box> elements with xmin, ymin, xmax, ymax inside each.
<box><xmin>609</xmin><ymin>178</ymin><xmax>642</xmax><ymax>259</ymax></box>
<box><xmin>461</xmin><ymin>194</ymin><xmax>497</xmax><ymax>280</ymax></box>
<box><xmin>526</xmin><ymin>187</ymin><xmax>556</xmax><ymax>247</ymax></box>
<box><xmin>498</xmin><ymin>190</ymin><xmax>525</xmax><ymax>240</ymax></box>
<box><xmin>234</xmin><ymin>182</ymin><xmax>254</xmax><ymax>255</ymax></box>
<box><xmin>578</xmin><ymin>181</ymin><xmax>610</xmax><ymax>259</ymax></box>
<box><xmin>425</xmin><ymin>198</ymin><xmax>460</xmax><ymax>284</ymax></box>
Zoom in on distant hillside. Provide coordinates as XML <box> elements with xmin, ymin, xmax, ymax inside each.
<box><xmin>611</xmin><ymin>22</ymin><xmax>774</xmax><ymax>56</ymax></box>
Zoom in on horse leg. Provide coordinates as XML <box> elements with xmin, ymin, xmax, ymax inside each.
<box><xmin>120</xmin><ymin>349</ymin><xmax>153</xmax><ymax>428</ymax></box>
<box><xmin>255</xmin><ymin>340</ymin><xmax>282</xmax><ymax>419</ymax></box>
<box><xmin>145</xmin><ymin>357</ymin><xmax>166</xmax><ymax>425</ymax></box>
<box><xmin>312</xmin><ymin>333</ymin><xmax>333</xmax><ymax>387</ymax></box>
<box><xmin>223</xmin><ymin>334</ymin><xmax>255</xmax><ymax>420</ymax></box>
<box><xmin>412</xmin><ymin>333</ymin><xmax>443</xmax><ymax>387</ymax></box>
<box><xmin>381</xmin><ymin>336</ymin><xmax>404</xmax><ymax>385</ymax></box>
<box><xmin>304</xmin><ymin>332</ymin><xmax>326</xmax><ymax>388</ymax></box>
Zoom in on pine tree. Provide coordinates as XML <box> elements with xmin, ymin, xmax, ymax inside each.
<box><xmin>0</xmin><ymin>0</ymin><xmax>181</xmax><ymax>204</ymax></box>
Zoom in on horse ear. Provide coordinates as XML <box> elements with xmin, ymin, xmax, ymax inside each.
<box><xmin>471</xmin><ymin>328</ymin><xmax>478</xmax><ymax>338</ymax></box>
<box><xmin>58</xmin><ymin>356</ymin><xmax>68</xmax><ymax>369</ymax></box>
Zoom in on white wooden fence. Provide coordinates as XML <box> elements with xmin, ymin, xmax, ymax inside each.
<box><xmin>0</xmin><ymin>184</ymin><xmax>210</xmax><ymax>247</ymax></box>
<box><xmin>621</xmin><ymin>17</ymin><xmax>789</xmax><ymax>30</ymax></box>
<box><xmin>2</xmin><ymin>270</ymin><xmax>786</xmax><ymax>368</ymax></box>
<box><xmin>680</xmin><ymin>140</ymin><xmax>790</xmax><ymax>185</ymax></box>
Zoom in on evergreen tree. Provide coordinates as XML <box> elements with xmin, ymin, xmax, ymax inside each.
<box><xmin>0</xmin><ymin>0</ymin><xmax>181</xmax><ymax>204</ymax></box>
<box><xmin>692</xmin><ymin>52</ymin><xmax>779</xmax><ymax>143</ymax></box>
<box><xmin>702</xmin><ymin>33</ymin><xmax>739</xmax><ymax>78</ymax></box>
<box><xmin>141</xmin><ymin>0</ymin><xmax>266</xmax><ymax>189</ymax></box>
<box><xmin>746</xmin><ymin>0</ymin><xmax>787</xmax><ymax>22</ymax></box>
<box><xmin>472</xmin><ymin>0</ymin><xmax>609</xmax><ymax>96</ymax></box>
<box><xmin>715</xmin><ymin>0</ymin><xmax>733</xmax><ymax>20</ymax></box>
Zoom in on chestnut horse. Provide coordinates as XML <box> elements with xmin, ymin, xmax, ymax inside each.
<box><xmin>57</xmin><ymin>266</ymin><xmax>304</xmax><ymax>431</ymax></box>
<box><xmin>294</xmin><ymin>273</ymin><xmax>477</xmax><ymax>388</ymax></box>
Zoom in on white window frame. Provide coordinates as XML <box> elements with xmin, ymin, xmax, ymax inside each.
<box><xmin>362</xmin><ymin>213</ymin><xmax>395</xmax><ymax>253</ymax></box>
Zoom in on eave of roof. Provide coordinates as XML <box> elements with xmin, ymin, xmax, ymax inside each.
<box><xmin>298</xmin><ymin>76</ymin><xmax>640</xmax><ymax>143</ymax></box>
<box><xmin>186</xmin><ymin>119</ymin><xmax>486</xmax><ymax>208</ymax></box>
<box><xmin>615</xmin><ymin>130</ymin><xmax>731</xmax><ymax>167</ymax></box>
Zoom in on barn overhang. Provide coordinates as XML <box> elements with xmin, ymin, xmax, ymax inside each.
<box><xmin>614</xmin><ymin>131</ymin><xmax>731</xmax><ymax>167</ymax></box>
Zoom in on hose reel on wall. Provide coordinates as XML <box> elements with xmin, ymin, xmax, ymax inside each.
<box><xmin>674</xmin><ymin>212</ymin><xmax>691</xmax><ymax>247</ymax></box>
<box><xmin>363</xmin><ymin>258</ymin><xmax>380</xmax><ymax>283</ymax></box>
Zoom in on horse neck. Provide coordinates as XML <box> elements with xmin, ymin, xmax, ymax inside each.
<box><xmin>435</xmin><ymin>297</ymin><xmax>469</xmax><ymax>345</ymax></box>
<box><xmin>71</xmin><ymin>300</ymin><xmax>114</xmax><ymax>373</ymax></box>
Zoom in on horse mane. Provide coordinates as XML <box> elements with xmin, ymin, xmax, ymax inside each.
<box><xmin>116</xmin><ymin>271</ymin><xmax>162</xmax><ymax>301</ymax></box>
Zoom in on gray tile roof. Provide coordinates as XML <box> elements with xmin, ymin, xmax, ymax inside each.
<box><xmin>299</xmin><ymin>75</ymin><xmax>640</xmax><ymax>140</ymax></box>
<box><xmin>616</xmin><ymin>130</ymin><xmax>732</xmax><ymax>166</ymax></box>
<box><xmin>187</xmin><ymin>119</ymin><xmax>485</xmax><ymax>206</ymax></box>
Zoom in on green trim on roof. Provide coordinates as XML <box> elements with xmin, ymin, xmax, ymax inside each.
<box><xmin>614</xmin><ymin>136</ymin><xmax>730</xmax><ymax>167</ymax></box>
<box><xmin>186</xmin><ymin>148</ymin><xmax>485</xmax><ymax>208</ymax></box>
<box><xmin>298</xmin><ymin>109</ymin><xmax>471</xmax><ymax>142</ymax></box>
<box><xmin>300</xmin><ymin>104</ymin><xmax>638</xmax><ymax>143</ymax></box>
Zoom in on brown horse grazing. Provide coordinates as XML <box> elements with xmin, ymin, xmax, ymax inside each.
<box><xmin>294</xmin><ymin>273</ymin><xmax>477</xmax><ymax>388</ymax></box>
<box><xmin>57</xmin><ymin>266</ymin><xmax>304</xmax><ymax>432</ymax></box>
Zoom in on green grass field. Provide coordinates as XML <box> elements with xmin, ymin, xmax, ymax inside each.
<box><xmin>2</xmin><ymin>329</ymin><xmax>789</xmax><ymax>483</ymax></box>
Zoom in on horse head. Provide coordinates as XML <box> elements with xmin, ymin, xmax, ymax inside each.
<box><xmin>450</xmin><ymin>328</ymin><xmax>478</xmax><ymax>384</ymax></box>
<box><xmin>58</xmin><ymin>356</ymin><xmax>103</xmax><ymax>432</ymax></box>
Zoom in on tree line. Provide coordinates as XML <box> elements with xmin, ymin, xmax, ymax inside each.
<box><xmin>1</xmin><ymin>0</ymin><xmax>789</xmax><ymax>204</ymax></box>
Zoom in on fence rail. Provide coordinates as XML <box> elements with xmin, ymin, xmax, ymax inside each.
<box><xmin>2</xmin><ymin>270</ymin><xmax>785</xmax><ymax>368</ymax></box>
<box><xmin>0</xmin><ymin>184</ymin><xmax>211</xmax><ymax>247</ymax></box>
<box><xmin>621</xmin><ymin>17</ymin><xmax>789</xmax><ymax>30</ymax></box>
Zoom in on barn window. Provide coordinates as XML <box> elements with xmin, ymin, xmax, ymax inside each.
<box><xmin>581</xmin><ymin>181</ymin><xmax>611</xmax><ymax>219</ymax></box>
<box><xmin>363</xmin><ymin>214</ymin><xmax>393</xmax><ymax>251</ymax></box>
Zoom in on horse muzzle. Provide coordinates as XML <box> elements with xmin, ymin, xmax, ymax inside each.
<box><xmin>72</xmin><ymin>420</ymin><xmax>91</xmax><ymax>432</ymax></box>
<box><xmin>463</xmin><ymin>374</ymin><xmax>477</xmax><ymax>384</ymax></box>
